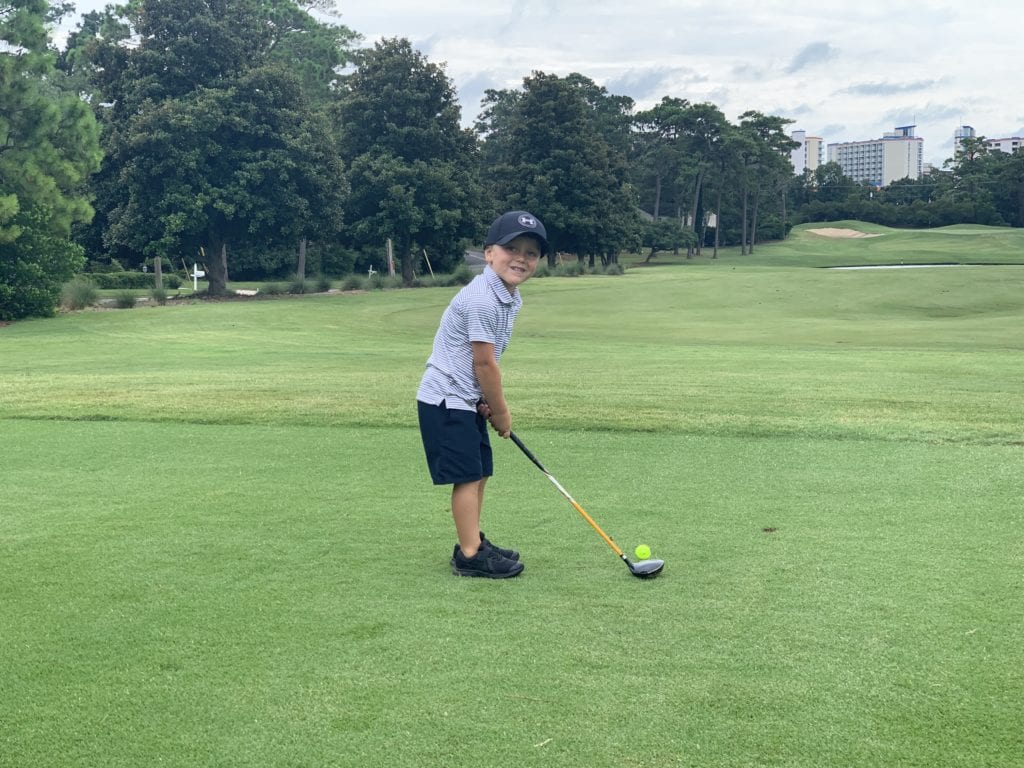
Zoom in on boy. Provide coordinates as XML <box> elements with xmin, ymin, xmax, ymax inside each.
<box><xmin>416</xmin><ymin>211</ymin><xmax>549</xmax><ymax>578</ymax></box>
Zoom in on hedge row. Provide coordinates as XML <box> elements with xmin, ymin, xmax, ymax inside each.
<box><xmin>85</xmin><ymin>272</ymin><xmax>183</xmax><ymax>289</ymax></box>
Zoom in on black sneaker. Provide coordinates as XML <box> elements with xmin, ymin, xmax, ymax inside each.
<box><xmin>451</xmin><ymin>544</ymin><xmax>524</xmax><ymax>579</ymax></box>
<box><xmin>480</xmin><ymin>531</ymin><xmax>519</xmax><ymax>561</ymax></box>
<box><xmin>450</xmin><ymin>534</ymin><xmax>520</xmax><ymax>568</ymax></box>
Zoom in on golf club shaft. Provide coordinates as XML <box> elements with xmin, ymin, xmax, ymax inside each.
<box><xmin>509</xmin><ymin>432</ymin><xmax>626</xmax><ymax>559</ymax></box>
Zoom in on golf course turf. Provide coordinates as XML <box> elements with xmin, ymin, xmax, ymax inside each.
<box><xmin>2</xmin><ymin>223</ymin><xmax>1022</xmax><ymax>767</ymax></box>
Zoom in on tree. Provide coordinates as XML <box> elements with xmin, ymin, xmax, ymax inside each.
<box><xmin>104</xmin><ymin>64</ymin><xmax>347</xmax><ymax>294</ymax></box>
<box><xmin>335</xmin><ymin>37</ymin><xmax>485</xmax><ymax>284</ymax></box>
<box><xmin>640</xmin><ymin>217</ymin><xmax>697</xmax><ymax>262</ymax></box>
<box><xmin>478</xmin><ymin>72</ymin><xmax>638</xmax><ymax>266</ymax></box>
<box><xmin>1</xmin><ymin>0</ymin><xmax>101</xmax><ymax>319</ymax></box>
<box><xmin>946</xmin><ymin>137</ymin><xmax>1003</xmax><ymax>225</ymax></box>
<box><xmin>991</xmin><ymin>150</ymin><xmax>1024</xmax><ymax>227</ymax></box>
<box><xmin>736</xmin><ymin>111</ymin><xmax>799</xmax><ymax>252</ymax></box>
<box><xmin>632</xmin><ymin>97</ymin><xmax>690</xmax><ymax>221</ymax></box>
<box><xmin>812</xmin><ymin>161</ymin><xmax>857</xmax><ymax>203</ymax></box>
<box><xmin>71</xmin><ymin>0</ymin><xmax>354</xmax><ymax>293</ymax></box>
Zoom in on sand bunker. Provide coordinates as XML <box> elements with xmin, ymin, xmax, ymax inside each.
<box><xmin>807</xmin><ymin>228</ymin><xmax>882</xmax><ymax>238</ymax></box>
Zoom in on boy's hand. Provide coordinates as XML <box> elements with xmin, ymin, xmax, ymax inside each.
<box><xmin>478</xmin><ymin>399</ymin><xmax>511</xmax><ymax>438</ymax></box>
<box><xmin>488</xmin><ymin>409</ymin><xmax>511</xmax><ymax>439</ymax></box>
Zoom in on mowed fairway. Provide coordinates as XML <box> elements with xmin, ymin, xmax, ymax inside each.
<box><xmin>2</xmin><ymin>224</ymin><xmax>1023</xmax><ymax>767</ymax></box>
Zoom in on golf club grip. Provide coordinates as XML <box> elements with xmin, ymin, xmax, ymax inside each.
<box><xmin>509</xmin><ymin>432</ymin><xmax>547</xmax><ymax>473</ymax></box>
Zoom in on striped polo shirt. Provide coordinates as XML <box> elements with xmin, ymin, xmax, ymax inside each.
<box><xmin>417</xmin><ymin>266</ymin><xmax>522</xmax><ymax>411</ymax></box>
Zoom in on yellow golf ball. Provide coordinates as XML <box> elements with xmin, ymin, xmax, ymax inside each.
<box><xmin>634</xmin><ymin>544</ymin><xmax>651</xmax><ymax>560</ymax></box>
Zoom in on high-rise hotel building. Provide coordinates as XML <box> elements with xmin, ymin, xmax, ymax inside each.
<box><xmin>827</xmin><ymin>125</ymin><xmax>924</xmax><ymax>187</ymax></box>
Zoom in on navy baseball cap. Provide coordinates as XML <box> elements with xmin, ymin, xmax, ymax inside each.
<box><xmin>484</xmin><ymin>210</ymin><xmax>549</xmax><ymax>255</ymax></box>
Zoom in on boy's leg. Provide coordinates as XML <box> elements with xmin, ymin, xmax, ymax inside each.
<box><xmin>452</xmin><ymin>477</ymin><xmax>487</xmax><ymax>557</ymax></box>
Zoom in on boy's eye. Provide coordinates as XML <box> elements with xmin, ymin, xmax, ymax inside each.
<box><xmin>507</xmin><ymin>244</ymin><xmax>539</xmax><ymax>258</ymax></box>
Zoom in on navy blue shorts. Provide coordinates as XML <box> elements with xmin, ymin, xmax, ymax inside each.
<box><xmin>417</xmin><ymin>400</ymin><xmax>493</xmax><ymax>485</ymax></box>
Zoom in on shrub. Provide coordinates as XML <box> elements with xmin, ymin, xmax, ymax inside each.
<box><xmin>604</xmin><ymin>263</ymin><xmax>625</xmax><ymax>276</ymax></box>
<box><xmin>315</xmin><ymin>274</ymin><xmax>332</xmax><ymax>292</ymax></box>
<box><xmin>449</xmin><ymin>264</ymin><xmax>475</xmax><ymax>285</ymax></box>
<box><xmin>340</xmin><ymin>274</ymin><xmax>364</xmax><ymax>291</ymax></box>
<box><xmin>555</xmin><ymin>261</ymin><xmax>586</xmax><ymax>277</ymax></box>
<box><xmin>151</xmin><ymin>288</ymin><xmax>169</xmax><ymax>305</ymax></box>
<box><xmin>164</xmin><ymin>274</ymin><xmax>182</xmax><ymax>290</ymax></box>
<box><xmin>262</xmin><ymin>282</ymin><xmax>285</xmax><ymax>295</ymax></box>
<box><xmin>533</xmin><ymin>263</ymin><xmax>550</xmax><ymax>278</ymax></box>
<box><xmin>88</xmin><ymin>271</ymin><xmax>152</xmax><ymax>289</ymax></box>
<box><xmin>61</xmin><ymin>277</ymin><xmax>99</xmax><ymax>311</ymax></box>
<box><xmin>288</xmin><ymin>277</ymin><xmax>314</xmax><ymax>294</ymax></box>
<box><xmin>87</xmin><ymin>258</ymin><xmax>125</xmax><ymax>273</ymax></box>
<box><xmin>113</xmin><ymin>291</ymin><xmax>137</xmax><ymax>309</ymax></box>
<box><xmin>1</xmin><ymin>211</ymin><xmax>88</xmax><ymax>320</ymax></box>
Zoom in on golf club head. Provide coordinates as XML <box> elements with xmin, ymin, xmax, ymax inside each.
<box><xmin>628</xmin><ymin>558</ymin><xmax>665</xmax><ymax>579</ymax></box>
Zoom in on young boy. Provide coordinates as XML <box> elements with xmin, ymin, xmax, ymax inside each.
<box><xmin>416</xmin><ymin>211</ymin><xmax>549</xmax><ymax>578</ymax></box>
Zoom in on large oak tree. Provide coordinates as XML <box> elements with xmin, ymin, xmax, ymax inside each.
<box><xmin>72</xmin><ymin>0</ymin><xmax>354</xmax><ymax>294</ymax></box>
<box><xmin>334</xmin><ymin>37</ymin><xmax>485</xmax><ymax>284</ymax></box>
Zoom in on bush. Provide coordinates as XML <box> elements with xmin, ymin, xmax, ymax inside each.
<box><xmin>164</xmin><ymin>274</ymin><xmax>182</xmax><ymax>290</ymax></box>
<box><xmin>288</xmin><ymin>277</ymin><xmax>314</xmax><ymax>294</ymax></box>
<box><xmin>555</xmin><ymin>261</ymin><xmax>586</xmax><ymax>277</ymax></box>
<box><xmin>533</xmin><ymin>263</ymin><xmax>550</xmax><ymax>278</ymax></box>
<box><xmin>87</xmin><ymin>271</ymin><xmax>149</xmax><ymax>289</ymax></box>
<box><xmin>449</xmin><ymin>264</ymin><xmax>475</xmax><ymax>285</ymax></box>
<box><xmin>315</xmin><ymin>274</ymin><xmax>332</xmax><ymax>292</ymax></box>
<box><xmin>86</xmin><ymin>258</ymin><xmax>125</xmax><ymax>273</ymax></box>
<box><xmin>262</xmin><ymin>282</ymin><xmax>286</xmax><ymax>296</ymax></box>
<box><xmin>604</xmin><ymin>263</ymin><xmax>625</xmax><ymax>276</ymax></box>
<box><xmin>113</xmin><ymin>291</ymin><xmax>137</xmax><ymax>309</ymax></box>
<box><xmin>340</xmin><ymin>274</ymin><xmax>364</xmax><ymax>291</ymax></box>
<box><xmin>151</xmin><ymin>288</ymin><xmax>169</xmax><ymax>305</ymax></box>
<box><xmin>1</xmin><ymin>213</ymin><xmax>86</xmax><ymax>320</ymax></box>
<box><xmin>61</xmin><ymin>277</ymin><xmax>99</xmax><ymax>310</ymax></box>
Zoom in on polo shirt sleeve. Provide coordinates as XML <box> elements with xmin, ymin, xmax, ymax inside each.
<box><xmin>463</xmin><ymin>291</ymin><xmax>503</xmax><ymax>346</ymax></box>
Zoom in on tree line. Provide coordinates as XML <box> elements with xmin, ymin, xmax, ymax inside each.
<box><xmin>3</xmin><ymin>0</ymin><xmax>1023</xmax><ymax>320</ymax></box>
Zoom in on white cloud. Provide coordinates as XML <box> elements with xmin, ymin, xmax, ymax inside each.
<box><xmin>59</xmin><ymin>0</ymin><xmax>1024</xmax><ymax>165</ymax></box>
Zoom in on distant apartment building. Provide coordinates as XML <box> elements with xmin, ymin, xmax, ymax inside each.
<box><xmin>789</xmin><ymin>130</ymin><xmax>823</xmax><ymax>174</ymax></box>
<box><xmin>985</xmin><ymin>136</ymin><xmax>1024</xmax><ymax>154</ymax></box>
<box><xmin>827</xmin><ymin>125</ymin><xmax>924</xmax><ymax>186</ymax></box>
<box><xmin>955</xmin><ymin>125</ymin><xmax>1022</xmax><ymax>156</ymax></box>
<box><xmin>955</xmin><ymin>125</ymin><xmax>976</xmax><ymax>142</ymax></box>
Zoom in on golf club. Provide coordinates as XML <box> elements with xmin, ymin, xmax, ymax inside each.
<box><xmin>509</xmin><ymin>432</ymin><xmax>664</xmax><ymax>579</ymax></box>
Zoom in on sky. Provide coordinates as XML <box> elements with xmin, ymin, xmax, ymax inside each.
<box><xmin>58</xmin><ymin>0</ymin><xmax>1024</xmax><ymax>167</ymax></box>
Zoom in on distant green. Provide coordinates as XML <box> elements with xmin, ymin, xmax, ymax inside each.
<box><xmin>2</xmin><ymin>223</ymin><xmax>1022</xmax><ymax>767</ymax></box>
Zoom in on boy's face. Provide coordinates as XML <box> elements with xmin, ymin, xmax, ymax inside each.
<box><xmin>485</xmin><ymin>235</ymin><xmax>543</xmax><ymax>290</ymax></box>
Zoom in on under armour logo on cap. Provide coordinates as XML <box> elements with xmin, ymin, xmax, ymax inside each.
<box><xmin>484</xmin><ymin>210</ymin><xmax>550</xmax><ymax>255</ymax></box>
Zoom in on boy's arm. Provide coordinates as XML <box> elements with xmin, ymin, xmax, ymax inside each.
<box><xmin>472</xmin><ymin>341</ymin><xmax>510</xmax><ymax>438</ymax></box>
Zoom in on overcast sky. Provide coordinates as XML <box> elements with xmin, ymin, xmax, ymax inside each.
<box><xmin>60</xmin><ymin>0</ymin><xmax>1023</xmax><ymax>166</ymax></box>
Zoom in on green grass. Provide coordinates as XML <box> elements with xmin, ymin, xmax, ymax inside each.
<box><xmin>3</xmin><ymin>223</ymin><xmax>1023</xmax><ymax>767</ymax></box>
<box><xmin>632</xmin><ymin>221</ymin><xmax>1024</xmax><ymax>268</ymax></box>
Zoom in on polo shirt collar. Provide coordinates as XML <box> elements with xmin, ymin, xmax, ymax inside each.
<box><xmin>483</xmin><ymin>265</ymin><xmax>517</xmax><ymax>305</ymax></box>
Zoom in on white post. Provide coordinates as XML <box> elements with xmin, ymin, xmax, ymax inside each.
<box><xmin>193</xmin><ymin>263</ymin><xmax>199</xmax><ymax>291</ymax></box>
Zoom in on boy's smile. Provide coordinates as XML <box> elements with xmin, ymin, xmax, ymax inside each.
<box><xmin>485</xmin><ymin>235</ymin><xmax>543</xmax><ymax>290</ymax></box>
